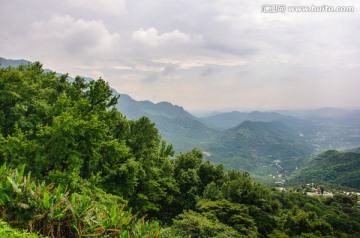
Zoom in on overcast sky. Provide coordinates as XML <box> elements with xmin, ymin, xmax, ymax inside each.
<box><xmin>1</xmin><ymin>0</ymin><xmax>359</xmax><ymax>112</ymax></box>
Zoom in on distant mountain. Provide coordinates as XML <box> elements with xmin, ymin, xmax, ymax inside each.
<box><xmin>199</xmin><ymin>111</ymin><xmax>289</xmax><ymax>130</ymax></box>
<box><xmin>278</xmin><ymin>108</ymin><xmax>360</xmax><ymax>124</ymax></box>
<box><xmin>0</xmin><ymin>57</ymin><xmax>31</xmax><ymax>67</ymax></box>
<box><xmin>115</xmin><ymin>93</ymin><xmax>215</xmax><ymax>152</ymax></box>
<box><xmin>288</xmin><ymin>150</ymin><xmax>360</xmax><ymax>190</ymax></box>
<box><xmin>1</xmin><ymin>57</ymin><xmax>214</xmax><ymax>153</ymax></box>
<box><xmin>3</xmin><ymin>57</ymin><xmax>360</xmax><ymax>178</ymax></box>
<box><xmin>346</xmin><ymin>147</ymin><xmax>360</xmax><ymax>153</ymax></box>
<box><xmin>205</xmin><ymin>121</ymin><xmax>313</xmax><ymax>176</ymax></box>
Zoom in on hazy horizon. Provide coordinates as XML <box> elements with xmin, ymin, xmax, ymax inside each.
<box><xmin>1</xmin><ymin>0</ymin><xmax>359</xmax><ymax>111</ymax></box>
<box><xmin>1</xmin><ymin>55</ymin><xmax>360</xmax><ymax>116</ymax></box>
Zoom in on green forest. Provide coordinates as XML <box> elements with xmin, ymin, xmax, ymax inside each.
<box><xmin>0</xmin><ymin>63</ymin><xmax>360</xmax><ymax>237</ymax></box>
<box><xmin>288</xmin><ymin>150</ymin><xmax>360</xmax><ymax>190</ymax></box>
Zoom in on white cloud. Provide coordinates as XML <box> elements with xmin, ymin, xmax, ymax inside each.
<box><xmin>132</xmin><ymin>28</ymin><xmax>203</xmax><ymax>47</ymax></box>
<box><xmin>29</xmin><ymin>15</ymin><xmax>120</xmax><ymax>57</ymax></box>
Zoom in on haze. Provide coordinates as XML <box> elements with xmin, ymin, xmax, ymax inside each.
<box><xmin>1</xmin><ymin>0</ymin><xmax>359</xmax><ymax>111</ymax></box>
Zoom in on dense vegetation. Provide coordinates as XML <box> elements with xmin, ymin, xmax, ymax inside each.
<box><xmin>0</xmin><ymin>164</ymin><xmax>164</xmax><ymax>237</ymax></box>
<box><xmin>206</xmin><ymin>121</ymin><xmax>312</xmax><ymax>176</ymax></box>
<box><xmin>288</xmin><ymin>150</ymin><xmax>360</xmax><ymax>190</ymax></box>
<box><xmin>0</xmin><ymin>63</ymin><xmax>360</xmax><ymax>237</ymax></box>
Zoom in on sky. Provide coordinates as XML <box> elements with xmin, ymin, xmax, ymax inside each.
<box><xmin>1</xmin><ymin>0</ymin><xmax>360</xmax><ymax>112</ymax></box>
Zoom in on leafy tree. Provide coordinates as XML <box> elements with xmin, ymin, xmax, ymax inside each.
<box><xmin>173</xmin><ymin>210</ymin><xmax>241</xmax><ymax>238</ymax></box>
<box><xmin>283</xmin><ymin>208</ymin><xmax>333</xmax><ymax>237</ymax></box>
<box><xmin>203</xmin><ymin>181</ymin><xmax>223</xmax><ymax>200</ymax></box>
<box><xmin>172</xmin><ymin>149</ymin><xmax>204</xmax><ymax>213</ymax></box>
<box><xmin>86</xmin><ymin>78</ymin><xmax>119</xmax><ymax>112</ymax></box>
<box><xmin>128</xmin><ymin>117</ymin><xmax>161</xmax><ymax>159</ymax></box>
<box><xmin>223</xmin><ymin>170</ymin><xmax>270</xmax><ymax>206</ymax></box>
<box><xmin>197</xmin><ymin>161</ymin><xmax>225</xmax><ymax>192</ymax></box>
<box><xmin>196</xmin><ymin>199</ymin><xmax>258</xmax><ymax>237</ymax></box>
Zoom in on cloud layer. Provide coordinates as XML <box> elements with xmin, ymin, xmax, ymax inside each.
<box><xmin>30</xmin><ymin>15</ymin><xmax>120</xmax><ymax>56</ymax></box>
<box><xmin>132</xmin><ymin>28</ymin><xmax>203</xmax><ymax>47</ymax></box>
<box><xmin>1</xmin><ymin>0</ymin><xmax>359</xmax><ymax>111</ymax></box>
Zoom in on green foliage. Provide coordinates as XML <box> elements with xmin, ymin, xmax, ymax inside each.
<box><xmin>289</xmin><ymin>150</ymin><xmax>360</xmax><ymax>190</ymax></box>
<box><xmin>171</xmin><ymin>149</ymin><xmax>227</xmax><ymax>216</ymax></box>
<box><xmin>268</xmin><ymin>229</ymin><xmax>289</xmax><ymax>238</ymax></box>
<box><xmin>206</xmin><ymin>120</ymin><xmax>313</xmax><ymax>176</ymax></box>
<box><xmin>173</xmin><ymin>210</ymin><xmax>241</xmax><ymax>238</ymax></box>
<box><xmin>0</xmin><ymin>164</ymin><xmax>165</xmax><ymax>237</ymax></box>
<box><xmin>0</xmin><ymin>220</ymin><xmax>41</xmax><ymax>238</ymax></box>
<box><xmin>0</xmin><ymin>63</ymin><xmax>177</xmax><ymax>221</ymax></box>
<box><xmin>0</xmin><ymin>63</ymin><xmax>130</xmax><ymax>182</ymax></box>
<box><xmin>223</xmin><ymin>170</ymin><xmax>270</xmax><ymax>206</ymax></box>
<box><xmin>202</xmin><ymin>182</ymin><xmax>223</xmax><ymax>200</ymax></box>
<box><xmin>196</xmin><ymin>199</ymin><xmax>258</xmax><ymax>236</ymax></box>
<box><xmin>283</xmin><ymin>208</ymin><xmax>333</xmax><ymax>236</ymax></box>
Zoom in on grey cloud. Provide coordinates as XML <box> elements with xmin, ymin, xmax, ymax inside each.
<box><xmin>142</xmin><ymin>64</ymin><xmax>178</xmax><ymax>83</ymax></box>
<box><xmin>142</xmin><ymin>73</ymin><xmax>160</xmax><ymax>84</ymax></box>
<box><xmin>1</xmin><ymin>0</ymin><xmax>360</xmax><ymax>110</ymax></box>
<box><xmin>28</xmin><ymin>15</ymin><xmax>120</xmax><ymax>58</ymax></box>
<box><xmin>162</xmin><ymin>64</ymin><xmax>177</xmax><ymax>76</ymax></box>
<box><xmin>201</xmin><ymin>67</ymin><xmax>218</xmax><ymax>77</ymax></box>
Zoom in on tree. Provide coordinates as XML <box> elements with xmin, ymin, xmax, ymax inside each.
<box><xmin>128</xmin><ymin>117</ymin><xmax>161</xmax><ymax>159</ymax></box>
<box><xmin>86</xmin><ymin>78</ymin><xmax>118</xmax><ymax>112</ymax></box>
<box><xmin>196</xmin><ymin>199</ymin><xmax>258</xmax><ymax>237</ymax></box>
<box><xmin>202</xmin><ymin>182</ymin><xmax>223</xmax><ymax>200</ymax></box>
<box><xmin>172</xmin><ymin>149</ymin><xmax>203</xmax><ymax>213</ymax></box>
<box><xmin>173</xmin><ymin>210</ymin><xmax>241</xmax><ymax>238</ymax></box>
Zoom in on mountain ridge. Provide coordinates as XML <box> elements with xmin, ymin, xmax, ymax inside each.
<box><xmin>114</xmin><ymin>91</ymin><xmax>216</xmax><ymax>152</ymax></box>
<box><xmin>0</xmin><ymin>57</ymin><xmax>31</xmax><ymax>67</ymax></box>
<box><xmin>200</xmin><ymin>111</ymin><xmax>294</xmax><ymax>131</ymax></box>
<box><xmin>2</xmin><ymin>57</ymin><xmax>360</xmax><ymax>180</ymax></box>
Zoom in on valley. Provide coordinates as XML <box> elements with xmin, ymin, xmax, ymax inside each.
<box><xmin>115</xmin><ymin>92</ymin><xmax>360</xmax><ymax>187</ymax></box>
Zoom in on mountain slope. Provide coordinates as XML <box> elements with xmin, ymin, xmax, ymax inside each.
<box><xmin>0</xmin><ymin>57</ymin><xmax>31</xmax><ymax>67</ymax></box>
<box><xmin>115</xmin><ymin>93</ymin><xmax>215</xmax><ymax>152</ymax></box>
<box><xmin>288</xmin><ymin>150</ymin><xmax>360</xmax><ymax>190</ymax></box>
<box><xmin>206</xmin><ymin>121</ymin><xmax>313</xmax><ymax>176</ymax></box>
<box><xmin>200</xmin><ymin>111</ymin><xmax>289</xmax><ymax>130</ymax></box>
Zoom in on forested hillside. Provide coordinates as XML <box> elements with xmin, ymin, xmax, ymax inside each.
<box><xmin>0</xmin><ymin>63</ymin><xmax>360</xmax><ymax>237</ymax></box>
<box><xmin>116</xmin><ymin>94</ymin><xmax>216</xmax><ymax>152</ymax></box>
<box><xmin>206</xmin><ymin>121</ymin><xmax>313</xmax><ymax>176</ymax></box>
<box><xmin>288</xmin><ymin>150</ymin><xmax>360</xmax><ymax>190</ymax></box>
